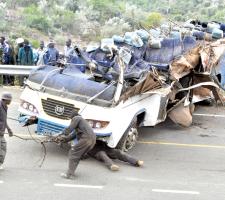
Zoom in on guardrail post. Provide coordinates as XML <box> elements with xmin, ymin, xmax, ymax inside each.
<box><xmin>0</xmin><ymin>75</ymin><xmax>3</xmax><ymax>85</ymax></box>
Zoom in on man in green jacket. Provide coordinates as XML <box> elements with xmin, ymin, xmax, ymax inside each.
<box><xmin>18</xmin><ymin>39</ymin><xmax>34</xmax><ymax>86</ymax></box>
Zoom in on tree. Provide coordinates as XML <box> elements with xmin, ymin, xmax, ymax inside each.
<box><xmin>144</xmin><ymin>12</ymin><xmax>163</xmax><ymax>28</ymax></box>
<box><xmin>64</xmin><ymin>0</ymin><xmax>80</xmax><ymax>12</ymax></box>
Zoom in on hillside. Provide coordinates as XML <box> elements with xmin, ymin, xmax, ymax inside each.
<box><xmin>0</xmin><ymin>0</ymin><xmax>224</xmax><ymax>48</ymax></box>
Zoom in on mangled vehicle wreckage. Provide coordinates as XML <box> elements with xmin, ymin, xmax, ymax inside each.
<box><xmin>18</xmin><ymin>21</ymin><xmax>225</xmax><ymax>151</ymax></box>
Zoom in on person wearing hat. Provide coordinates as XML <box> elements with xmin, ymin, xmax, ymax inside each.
<box><xmin>15</xmin><ymin>38</ymin><xmax>24</xmax><ymax>65</ymax></box>
<box><xmin>0</xmin><ymin>92</ymin><xmax>13</xmax><ymax>170</ymax></box>
<box><xmin>44</xmin><ymin>40</ymin><xmax>59</xmax><ymax>66</ymax></box>
<box><xmin>58</xmin><ymin>109</ymin><xmax>96</xmax><ymax>179</ymax></box>
<box><xmin>18</xmin><ymin>39</ymin><xmax>34</xmax><ymax>87</ymax></box>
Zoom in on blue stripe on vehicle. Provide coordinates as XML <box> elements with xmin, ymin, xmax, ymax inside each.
<box><xmin>37</xmin><ymin>118</ymin><xmax>112</xmax><ymax>137</ymax></box>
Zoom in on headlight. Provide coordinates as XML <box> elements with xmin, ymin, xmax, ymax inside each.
<box><xmin>22</xmin><ymin>102</ymin><xmax>28</xmax><ymax>109</ymax></box>
<box><xmin>86</xmin><ymin>119</ymin><xmax>109</xmax><ymax>129</ymax></box>
<box><xmin>95</xmin><ymin>122</ymin><xmax>101</xmax><ymax>129</ymax></box>
<box><xmin>20</xmin><ymin>100</ymin><xmax>38</xmax><ymax>114</ymax></box>
<box><xmin>28</xmin><ymin>104</ymin><xmax>34</xmax><ymax>111</ymax></box>
<box><xmin>88</xmin><ymin>121</ymin><xmax>94</xmax><ymax>128</ymax></box>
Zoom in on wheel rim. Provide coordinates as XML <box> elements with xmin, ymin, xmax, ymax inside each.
<box><xmin>124</xmin><ymin>128</ymin><xmax>138</xmax><ymax>151</ymax></box>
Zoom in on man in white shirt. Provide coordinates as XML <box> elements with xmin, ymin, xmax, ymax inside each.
<box><xmin>64</xmin><ymin>39</ymin><xmax>74</xmax><ymax>63</ymax></box>
<box><xmin>36</xmin><ymin>41</ymin><xmax>46</xmax><ymax>66</ymax></box>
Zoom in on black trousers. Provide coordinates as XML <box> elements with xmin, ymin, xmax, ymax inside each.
<box><xmin>67</xmin><ymin>135</ymin><xmax>96</xmax><ymax>175</ymax></box>
<box><xmin>3</xmin><ymin>75</ymin><xmax>14</xmax><ymax>85</ymax></box>
<box><xmin>95</xmin><ymin>149</ymin><xmax>138</xmax><ymax>168</ymax></box>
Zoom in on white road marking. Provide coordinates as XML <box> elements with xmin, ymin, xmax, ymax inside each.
<box><xmin>124</xmin><ymin>176</ymin><xmax>225</xmax><ymax>188</ymax></box>
<box><xmin>193</xmin><ymin>113</ymin><xmax>225</xmax><ymax>118</ymax></box>
<box><xmin>125</xmin><ymin>177</ymin><xmax>153</xmax><ymax>183</ymax></box>
<box><xmin>152</xmin><ymin>189</ymin><xmax>200</xmax><ymax>195</ymax></box>
<box><xmin>0</xmin><ymin>180</ymin><xmax>4</xmax><ymax>184</ymax></box>
<box><xmin>54</xmin><ymin>183</ymin><xmax>103</xmax><ymax>189</ymax></box>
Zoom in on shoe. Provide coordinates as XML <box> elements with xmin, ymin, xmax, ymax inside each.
<box><xmin>110</xmin><ymin>164</ymin><xmax>120</xmax><ymax>171</ymax></box>
<box><xmin>60</xmin><ymin>172</ymin><xmax>75</xmax><ymax>179</ymax></box>
<box><xmin>0</xmin><ymin>164</ymin><xmax>4</xmax><ymax>170</ymax></box>
<box><xmin>136</xmin><ymin>160</ymin><xmax>144</xmax><ymax>167</ymax></box>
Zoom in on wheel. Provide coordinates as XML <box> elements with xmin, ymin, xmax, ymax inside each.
<box><xmin>117</xmin><ymin>119</ymin><xmax>138</xmax><ymax>152</ymax></box>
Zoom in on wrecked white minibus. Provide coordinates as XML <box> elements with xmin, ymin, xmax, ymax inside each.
<box><xmin>18</xmin><ymin>48</ymin><xmax>171</xmax><ymax>151</ymax></box>
<box><xmin>18</xmin><ymin>25</ymin><xmax>224</xmax><ymax>151</ymax></box>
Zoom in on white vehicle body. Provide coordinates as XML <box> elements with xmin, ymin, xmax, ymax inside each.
<box><xmin>19</xmin><ymin>78</ymin><xmax>170</xmax><ymax>149</ymax></box>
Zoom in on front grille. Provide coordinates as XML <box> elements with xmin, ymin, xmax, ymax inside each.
<box><xmin>37</xmin><ymin>119</ymin><xmax>66</xmax><ymax>135</ymax></box>
<box><xmin>41</xmin><ymin>98</ymin><xmax>79</xmax><ymax>120</ymax></box>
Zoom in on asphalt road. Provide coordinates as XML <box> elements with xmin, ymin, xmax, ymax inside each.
<box><xmin>1</xmin><ymin>86</ymin><xmax>225</xmax><ymax>200</ymax></box>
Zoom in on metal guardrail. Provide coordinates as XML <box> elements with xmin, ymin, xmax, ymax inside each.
<box><xmin>0</xmin><ymin>65</ymin><xmax>37</xmax><ymax>75</ymax></box>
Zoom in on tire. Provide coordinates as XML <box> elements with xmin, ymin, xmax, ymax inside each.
<box><xmin>116</xmin><ymin>119</ymin><xmax>138</xmax><ymax>152</ymax></box>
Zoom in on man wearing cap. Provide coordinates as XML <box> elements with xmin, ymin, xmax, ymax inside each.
<box><xmin>15</xmin><ymin>38</ymin><xmax>24</xmax><ymax>65</ymax></box>
<box><xmin>45</xmin><ymin>40</ymin><xmax>59</xmax><ymax>66</ymax></box>
<box><xmin>18</xmin><ymin>39</ymin><xmax>34</xmax><ymax>87</ymax></box>
<box><xmin>59</xmin><ymin>109</ymin><xmax>96</xmax><ymax>179</ymax></box>
<box><xmin>0</xmin><ymin>92</ymin><xmax>13</xmax><ymax>170</ymax></box>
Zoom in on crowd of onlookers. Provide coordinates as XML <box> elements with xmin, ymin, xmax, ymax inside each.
<box><xmin>0</xmin><ymin>37</ymin><xmax>75</xmax><ymax>86</ymax></box>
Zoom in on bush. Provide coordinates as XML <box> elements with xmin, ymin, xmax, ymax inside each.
<box><xmin>54</xmin><ymin>35</ymin><xmax>65</xmax><ymax>46</ymax></box>
<box><xmin>87</xmin><ymin>0</ymin><xmax>122</xmax><ymax>22</ymax></box>
<box><xmin>204</xmin><ymin>2</ymin><xmax>211</xmax><ymax>7</ymax></box>
<box><xmin>207</xmin><ymin>7</ymin><xmax>217</xmax><ymax>17</ymax></box>
<box><xmin>143</xmin><ymin>12</ymin><xmax>163</xmax><ymax>28</ymax></box>
<box><xmin>174</xmin><ymin>15</ymin><xmax>184</xmax><ymax>22</ymax></box>
<box><xmin>64</xmin><ymin>0</ymin><xmax>80</xmax><ymax>12</ymax></box>
<box><xmin>23</xmin><ymin>5</ymin><xmax>52</xmax><ymax>33</ymax></box>
<box><xmin>52</xmin><ymin>7</ymin><xmax>76</xmax><ymax>31</ymax></box>
<box><xmin>29</xmin><ymin>39</ymin><xmax>39</xmax><ymax>49</ymax></box>
<box><xmin>100</xmin><ymin>17</ymin><xmax>131</xmax><ymax>38</ymax></box>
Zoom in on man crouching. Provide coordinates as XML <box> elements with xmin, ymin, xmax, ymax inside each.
<box><xmin>59</xmin><ymin>109</ymin><xmax>96</xmax><ymax>179</ymax></box>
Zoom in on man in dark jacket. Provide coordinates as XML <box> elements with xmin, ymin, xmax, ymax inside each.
<box><xmin>45</xmin><ymin>40</ymin><xmax>59</xmax><ymax>66</ymax></box>
<box><xmin>59</xmin><ymin>110</ymin><xmax>96</xmax><ymax>179</ymax></box>
<box><xmin>18</xmin><ymin>39</ymin><xmax>34</xmax><ymax>87</ymax></box>
<box><xmin>88</xmin><ymin>140</ymin><xmax>144</xmax><ymax>171</ymax></box>
<box><xmin>0</xmin><ymin>92</ymin><xmax>13</xmax><ymax>170</ymax></box>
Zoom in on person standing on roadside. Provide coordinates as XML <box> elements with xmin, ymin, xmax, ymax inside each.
<box><xmin>45</xmin><ymin>40</ymin><xmax>59</xmax><ymax>66</ymax></box>
<box><xmin>5</xmin><ymin>40</ymin><xmax>15</xmax><ymax>85</ymax></box>
<box><xmin>64</xmin><ymin>39</ymin><xmax>74</xmax><ymax>63</ymax></box>
<box><xmin>0</xmin><ymin>92</ymin><xmax>13</xmax><ymax>170</ymax></box>
<box><xmin>18</xmin><ymin>39</ymin><xmax>34</xmax><ymax>87</ymax></box>
<box><xmin>0</xmin><ymin>37</ymin><xmax>10</xmax><ymax>85</ymax></box>
<box><xmin>36</xmin><ymin>41</ymin><xmax>47</xmax><ymax>66</ymax></box>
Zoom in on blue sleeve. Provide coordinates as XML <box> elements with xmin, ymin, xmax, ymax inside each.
<box><xmin>44</xmin><ymin>51</ymin><xmax>49</xmax><ymax>64</ymax></box>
